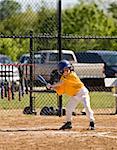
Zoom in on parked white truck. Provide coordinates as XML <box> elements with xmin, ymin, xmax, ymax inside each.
<box><xmin>21</xmin><ymin>50</ymin><xmax>105</xmax><ymax>87</ymax></box>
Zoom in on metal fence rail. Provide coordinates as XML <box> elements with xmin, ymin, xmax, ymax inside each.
<box><xmin>0</xmin><ymin>0</ymin><xmax>117</xmax><ymax>116</ymax></box>
<box><xmin>0</xmin><ymin>34</ymin><xmax>117</xmax><ymax>115</ymax></box>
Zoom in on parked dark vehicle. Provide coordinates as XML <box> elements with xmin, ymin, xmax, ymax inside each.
<box><xmin>0</xmin><ymin>54</ymin><xmax>12</xmax><ymax>64</ymax></box>
<box><xmin>87</xmin><ymin>50</ymin><xmax>117</xmax><ymax>78</ymax></box>
<box><xmin>75</xmin><ymin>52</ymin><xmax>104</xmax><ymax>63</ymax></box>
<box><xmin>75</xmin><ymin>51</ymin><xmax>117</xmax><ymax>90</ymax></box>
<box><xmin>75</xmin><ymin>52</ymin><xmax>105</xmax><ymax>88</ymax></box>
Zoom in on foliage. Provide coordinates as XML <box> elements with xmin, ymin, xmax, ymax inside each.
<box><xmin>33</xmin><ymin>6</ymin><xmax>57</xmax><ymax>50</ymax></box>
<box><xmin>0</xmin><ymin>0</ymin><xmax>117</xmax><ymax>60</ymax></box>
<box><xmin>0</xmin><ymin>0</ymin><xmax>21</xmax><ymax>20</ymax></box>
<box><xmin>0</xmin><ymin>38</ymin><xmax>29</xmax><ymax>61</ymax></box>
<box><xmin>108</xmin><ymin>2</ymin><xmax>117</xmax><ymax>20</ymax></box>
<box><xmin>62</xmin><ymin>3</ymin><xmax>117</xmax><ymax>51</ymax></box>
<box><xmin>0</xmin><ymin>5</ymin><xmax>36</xmax><ymax>60</ymax></box>
<box><xmin>0</xmin><ymin>7</ymin><xmax>37</xmax><ymax>35</ymax></box>
<box><xmin>34</xmin><ymin>7</ymin><xmax>57</xmax><ymax>34</ymax></box>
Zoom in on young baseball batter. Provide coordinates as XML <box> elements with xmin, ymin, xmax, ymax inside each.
<box><xmin>47</xmin><ymin>60</ymin><xmax>95</xmax><ymax>130</ymax></box>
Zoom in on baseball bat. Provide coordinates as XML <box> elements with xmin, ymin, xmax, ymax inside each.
<box><xmin>7</xmin><ymin>81</ymin><xmax>11</xmax><ymax>101</ymax></box>
<box><xmin>11</xmin><ymin>65</ymin><xmax>14</xmax><ymax>100</ymax></box>
<box><xmin>24</xmin><ymin>78</ymin><xmax>28</xmax><ymax>94</ymax></box>
<box><xmin>7</xmin><ymin>65</ymin><xmax>11</xmax><ymax>101</ymax></box>
<box><xmin>18</xmin><ymin>65</ymin><xmax>24</xmax><ymax>101</ymax></box>
<box><xmin>18</xmin><ymin>79</ymin><xmax>24</xmax><ymax>101</ymax></box>
<box><xmin>24</xmin><ymin>65</ymin><xmax>28</xmax><ymax>94</ymax></box>
<box><xmin>18</xmin><ymin>66</ymin><xmax>22</xmax><ymax>101</ymax></box>
<box><xmin>37</xmin><ymin>75</ymin><xmax>48</xmax><ymax>86</ymax></box>
<box><xmin>18</xmin><ymin>82</ymin><xmax>22</xmax><ymax>101</ymax></box>
<box><xmin>4</xmin><ymin>65</ymin><xmax>7</xmax><ymax>98</ymax></box>
<box><xmin>11</xmin><ymin>81</ymin><xmax>14</xmax><ymax>100</ymax></box>
<box><xmin>1</xmin><ymin>82</ymin><xmax>4</xmax><ymax>99</ymax></box>
<box><xmin>18</xmin><ymin>78</ymin><xmax>24</xmax><ymax>101</ymax></box>
<box><xmin>1</xmin><ymin>65</ymin><xmax>4</xmax><ymax>99</ymax></box>
<box><xmin>21</xmin><ymin>79</ymin><xmax>24</xmax><ymax>97</ymax></box>
<box><xmin>4</xmin><ymin>81</ymin><xmax>7</xmax><ymax>98</ymax></box>
<box><xmin>20</xmin><ymin>65</ymin><xmax>24</xmax><ymax>97</ymax></box>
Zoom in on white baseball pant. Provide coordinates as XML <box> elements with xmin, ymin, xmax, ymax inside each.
<box><xmin>65</xmin><ymin>87</ymin><xmax>95</xmax><ymax>122</ymax></box>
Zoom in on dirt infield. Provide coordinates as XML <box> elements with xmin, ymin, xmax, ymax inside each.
<box><xmin>0</xmin><ymin>111</ymin><xmax>117</xmax><ymax>150</ymax></box>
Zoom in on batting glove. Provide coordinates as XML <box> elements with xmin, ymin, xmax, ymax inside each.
<box><xmin>46</xmin><ymin>83</ymin><xmax>52</xmax><ymax>89</ymax></box>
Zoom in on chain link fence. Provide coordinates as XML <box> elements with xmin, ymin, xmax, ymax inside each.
<box><xmin>33</xmin><ymin>35</ymin><xmax>117</xmax><ymax>115</ymax></box>
<box><xmin>0</xmin><ymin>0</ymin><xmax>117</xmax><ymax>116</ymax></box>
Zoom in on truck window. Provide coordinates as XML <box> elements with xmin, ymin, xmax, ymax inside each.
<box><xmin>34</xmin><ymin>54</ymin><xmax>42</xmax><ymax>64</ymax></box>
<box><xmin>49</xmin><ymin>53</ymin><xmax>74</xmax><ymax>62</ymax></box>
<box><xmin>49</xmin><ymin>53</ymin><xmax>59</xmax><ymax>61</ymax></box>
<box><xmin>62</xmin><ymin>54</ymin><xmax>74</xmax><ymax>61</ymax></box>
<box><xmin>100</xmin><ymin>54</ymin><xmax>117</xmax><ymax>66</ymax></box>
<box><xmin>37</xmin><ymin>53</ymin><xmax>47</xmax><ymax>64</ymax></box>
<box><xmin>75</xmin><ymin>52</ymin><xmax>103</xmax><ymax>63</ymax></box>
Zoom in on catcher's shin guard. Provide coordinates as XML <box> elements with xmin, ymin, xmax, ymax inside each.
<box><xmin>59</xmin><ymin>121</ymin><xmax>72</xmax><ymax>130</ymax></box>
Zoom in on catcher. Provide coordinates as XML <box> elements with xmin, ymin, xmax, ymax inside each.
<box><xmin>47</xmin><ymin>60</ymin><xmax>95</xmax><ymax>130</ymax></box>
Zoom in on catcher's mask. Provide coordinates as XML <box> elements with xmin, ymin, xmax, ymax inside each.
<box><xmin>58</xmin><ymin>60</ymin><xmax>72</xmax><ymax>75</ymax></box>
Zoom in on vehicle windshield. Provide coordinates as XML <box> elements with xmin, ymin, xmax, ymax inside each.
<box><xmin>34</xmin><ymin>54</ymin><xmax>42</xmax><ymax>64</ymax></box>
<box><xmin>20</xmin><ymin>54</ymin><xmax>42</xmax><ymax>64</ymax></box>
<box><xmin>0</xmin><ymin>57</ymin><xmax>12</xmax><ymax>64</ymax></box>
<box><xmin>49</xmin><ymin>53</ymin><xmax>74</xmax><ymax>61</ymax></box>
<box><xmin>101</xmin><ymin>54</ymin><xmax>117</xmax><ymax>66</ymax></box>
<box><xmin>20</xmin><ymin>56</ymin><xmax>29</xmax><ymax>64</ymax></box>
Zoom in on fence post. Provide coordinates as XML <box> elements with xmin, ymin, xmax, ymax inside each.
<box><xmin>29</xmin><ymin>30</ymin><xmax>36</xmax><ymax>115</ymax></box>
<box><xmin>57</xmin><ymin>0</ymin><xmax>62</xmax><ymax>117</ymax></box>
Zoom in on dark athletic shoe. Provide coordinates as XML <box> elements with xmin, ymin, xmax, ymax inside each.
<box><xmin>59</xmin><ymin>121</ymin><xmax>72</xmax><ymax>130</ymax></box>
<box><xmin>89</xmin><ymin>121</ymin><xmax>95</xmax><ymax>130</ymax></box>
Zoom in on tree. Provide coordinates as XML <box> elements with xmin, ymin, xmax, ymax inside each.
<box><xmin>62</xmin><ymin>3</ymin><xmax>115</xmax><ymax>35</ymax></box>
<box><xmin>33</xmin><ymin>7</ymin><xmax>57</xmax><ymax>50</ymax></box>
<box><xmin>62</xmin><ymin>2</ymin><xmax>116</xmax><ymax>51</ymax></box>
<box><xmin>0</xmin><ymin>38</ymin><xmax>29</xmax><ymax>61</ymax></box>
<box><xmin>0</xmin><ymin>0</ymin><xmax>21</xmax><ymax>20</ymax></box>
<box><xmin>34</xmin><ymin>7</ymin><xmax>57</xmax><ymax>34</ymax></box>
<box><xmin>2</xmin><ymin>7</ymin><xmax>37</xmax><ymax>34</ymax></box>
<box><xmin>108</xmin><ymin>2</ymin><xmax>117</xmax><ymax>20</ymax></box>
<box><xmin>0</xmin><ymin>5</ymin><xmax>37</xmax><ymax>60</ymax></box>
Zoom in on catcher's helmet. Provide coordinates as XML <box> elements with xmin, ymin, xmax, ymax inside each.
<box><xmin>40</xmin><ymin>106</ymin><xmax>56</xmax><ymax>116</ymax></box>
<box><xmin>58</xmin><ymin>60</ymin><xmax>71</xmax><ymax>75</ymax></box>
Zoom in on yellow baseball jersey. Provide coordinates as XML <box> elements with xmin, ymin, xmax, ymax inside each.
<box><xmin>55</xmin><ymin>71</ymin><xmax>84</xmax><ymax>96</ymax></box>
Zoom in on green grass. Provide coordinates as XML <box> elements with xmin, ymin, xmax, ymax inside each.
<box><xmin>0</xmin><ymin>91</ymin><xmax>115</xmax><ymax>110</ymax></box>
<box><xmin>62</xmin><ymin>91</ymin><xmax>115</xmax><ymax>109</ymax></box>
<box><xmin>90</xmin><ymin>92</ymin><xmax>115</xmax><ymax>108</ymax></box>
<box><xmin>0</xmin><ymin>93</ymin><xmax>29</xmax><ymax>110</ymax></box>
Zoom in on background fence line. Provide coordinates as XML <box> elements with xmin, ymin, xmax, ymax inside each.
<box><xmin>0</xmin><ymin>33</ymin><xmax>117</xmax><ymax>115</ymax></box>
<box><xmin>0</xmin><ymin>0</ymin><xmax>117</xmax><ymax>116</ymax></box>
